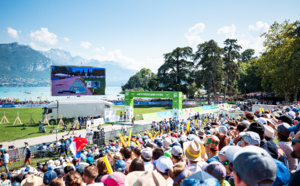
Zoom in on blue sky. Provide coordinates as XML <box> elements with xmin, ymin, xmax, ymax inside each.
<box><xmin>1</xmin><ymin>0</ymin><xmax>299</xmax><ymax>72</ymax></box>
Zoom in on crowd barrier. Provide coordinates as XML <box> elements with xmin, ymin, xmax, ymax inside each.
<box><xmin>7</xmin><ymin>123</ymin><xmax>152</xmax><ymax>161</ymax></box>
<box><xmin>113</xmin><ymin>101</ymin><xmax>208</xmax><ymax>106</ymax></box>
<box><xmin>0</xmin><ymin>103</ymin><xmax>49</xmax><ymax>108</ymax></box>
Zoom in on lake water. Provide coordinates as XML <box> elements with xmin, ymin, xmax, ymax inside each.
<box><xmin>0</xmin><ymin>86</ymin><xmax>123</xmax><ymax>101</ymax></box>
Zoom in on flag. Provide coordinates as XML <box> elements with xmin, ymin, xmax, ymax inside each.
<box><xmin>70</xmin><ymin>136</ymin><xmax>87</xmax><ymax>156</ymax></box>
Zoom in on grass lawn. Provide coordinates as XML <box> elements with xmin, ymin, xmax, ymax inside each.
<box><xmin>0</xmin><ymin>105</ymin><xmax>192</xmax><ymax>142</ymax></box>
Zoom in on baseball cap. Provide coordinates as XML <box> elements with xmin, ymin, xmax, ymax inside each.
<box><xmin>141</xmin><ymin>147</ymin><xmax>152</xmax><ymax>161</ymax></box>
<box><xmin>180</xmin><ymin>135</ymin><xmax>187</xmax><ymax>142</ymax></box>
<box><xmin>156</xmin><ymin>156</ymin><xmax>173</xmax><ymax>174</ymax></box>
<box><xmin>43</xmin><ymin>168</ymin><xmax>57</xmax><ymax>185</ymax></box>
<box><xmin>180</xmin><ymin>171</ymin><xmax>220</xmax><ymax>186</ymax></box>
<box><xmin>187</xmin><ymin>134</ymin><xmax>200</xmax><ymax>142</ymax></box>
<box><xmin>164</xmin><ymin>151</ymin><xmax>172</xmax><ymax>158</ymax></box>
<box><xmin>256</xmin><ymin>117</ymin><xmax>267</xmax><ymax>125</ymax></box>
<box><xmin>277</xmin><ymin>123</ymin><xmax>291</xmax><ymax>137</ymax></box>
<box><xmin>171</xmin><ymin>146</ymin><xmax>183</xmax><ymax>157</ymax></box>
<box><xmin>248</xmin><ymin>120</ymin><xmax>265</xmax><ymax>138</ymax></box>
<box><xmin>170</xmin><ymin>142</ymin><xmax>180</xmax><ymax>148</ymax></box>
<box><xmin>114</xmin><ymin>159</ymin><xmax>126</xmax><ymax>172</ymax></box>
<box><xmin>264</xmin><ymin>125</ymin><xmax>275</xmax><ymax>139</ymax></box>
<box><xmin>273</xmin><ymin>159</ymin><xmax>290</xmax><ymax>186</ymax></box>
<box><xmin>232</xmin><ymin>146</ymin><xmax>277</xmax><ymax>186</ymax></box>
<box><xmin>275</xmin><ymin>114</ymin><xmax>292</xmax><ymax>125</ymax></box>
<box><xmin>86</xmin><ymin>157</ymin><xmax>94</xmax><ymax>164</ymax></box>
<box><xmin>101</xmin><ymin>172</ymin><xmax>125</xmax><ymax>186</ymax></box>
<box><xmin>218</xmin><ymin>126</ymin><xmax>228</xmax><ymax>135</ymax></box>
<box><xmin>224</xmin><ymin>146</ymin><xmax>242</xmax><ymax>162</ymax></box>
<box><xmin>163</xmin><ymin>138</ymin><xmax>171</xmax><ymax>148</ymax></box>
<box><xmin>261</xmin><ymin>141</ymin><xmax>278</xmax><ymax>159</ymax></box>
<box><xmin>239</xmin><ymin>131</ymin><xmax>261</xmax><ymax>145</ymax></box>
<box><xmin>204</xmin><ymin>161</ymin><xmax>226</xmax><ymax>180</ymax></box>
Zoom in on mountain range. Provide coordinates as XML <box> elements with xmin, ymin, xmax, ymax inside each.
<box><xmin>0</xmin><ymin>42</ymin><xmax>137</xmax><ymax>87</ymax></box>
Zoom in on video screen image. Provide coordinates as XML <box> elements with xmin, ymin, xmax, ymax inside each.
<box><xmin>51</xmin><ymin>66</ymin><xmax>105</xmax><ymax>96</ymax></box>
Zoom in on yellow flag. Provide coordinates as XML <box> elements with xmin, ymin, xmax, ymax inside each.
<box><xmin>147</xmin><ymin>130</ymin><xmax>153</xmax><ymax>139</ymax></box>
<box><xmin>102</xmin><ymin>155</ymin><xmax>113</xmax><ymax>174</ymax></box>
<box><xmin>128</xmin><ymin>129</ymin><xmax>132</xmax><ymax>146</ymax></box>
<box><xmin>153</xmin><ymin>131</ymin><xmax>159</xmax><ymax>138</ymax></box>
<box><xmin>136</xmin><ymin>140</ymin><xmax>141</xmax><ymax>147</ymax></box>
<box><xmin>118</xmin><ymin>133</ymin><xmax>127</xmax><ymax>147</ymax></box>
<box><xmin>186</xmin><ymin>122</ymin><xmax>191</xmax><ymax>134</ymax></box>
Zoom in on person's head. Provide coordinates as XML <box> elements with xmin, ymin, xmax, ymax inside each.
<box><xmin>96</xmin><ymin>158</ymin><xmax>108</xmax><ymax>175</ymax></box>
<box><xmin>54</xmin><ymin>168</ymin><xmax>65</xmax><ymax>180</ymax></box>
<box><xmin>83</xmin><ymin>164</ymin><xmax>98</xmax><ymax>184</ymax></box>
<box><xmin>218</xmin><ymin>146</ymin><xmax>231</xmax><ymax>175</ymax></box>
<box><xmin>236</xmin><ymin>123</ymin><xmax>248</xmax><ymax>134</ymax></box>
<box><xmin>64</xmin><ymin>166</ymin><xmax>74</xmax><ymax>175</ymax></box>
<box><xmin>110</xmin><ymin>152</ymin><xmax>122</xmax><ymax>169</ymax></box>
<box><xmin>245</xmin><ymin>112</ymin><xmax>255</xmax><ymax>121</ymax></box>
<box><xmin>141</xmin><ymin>147</ymin><xmax>153</xmax><ymax>163</ymax></box>
<box><xmin>0</xmin><ymin>144</ymin><xmax>2</xmax><ymax>148</ymax></box>
<box><xmin>204</xmin><ymin>135</ymin><xmax>220</xmax><ymax>154</ymax></box>
<box><xmin>1</xmin><ymin>172</ymin><xmax>7</xmax><ymax>180</ymax></box>
<box><xmin>275</xmin><ymin>123</ymin><xmax>291</xmax><ymax>142</ymax></box>
<box><xmin>156</xmin><ymin>156</ymin><xmax>173</xmax><ymax>179</ymax></box>
<box><xmin>291</xmin><ymin>132</ymin><xmax>300</xmax><ymax>159</ymax></box>
<box><xmin>129</xmin><ymin>158</ymin><xmax>145</xmax><ymax>173</ymax></box>
<box><xmin>248</xmin><ymin>120</ymin><xmax>265</xmax><ymax>140</ymax></box>
<box><xmin>133</xmin><ymin>146</ymin><xmax>142</xmax><ymax>158</ymax></box>
<box><xmin>170</xmin><ymin>146</ymin><xmax>183</xmax><ymax>164</ymax></box>
<box><xmin>120</xmin><ymin>147</ymin><xmax>132</xmax><ymax>160</ymax></box>
<box><xmin>169</xmin><ymin>162</ymin><xmax>193</xmax><ymax>186</ymax></box>
<box><xmin>239</xmin><ymin>131</ymin><xmax>260</xmax><ymax>147</ymax></box>
<box><xmin>114</xmin><ymin>159</ymin><xmax>126</xmax><ymax>173</ymax></box>
<box><xmin>185</xmin><ymin>140</ymin><xmax>205</xmax><ymax>163</ymax></box>
<box><xmin>65</xmin><ymin>171</ymin><xmax>83</xmax><ymax>186</ymax></box>
<box><xmin>232</xmin><ymin>146</ymin><xmax>276</xmax><ymax>186</ymax></box>
<box><xmin>43</xmin><ymin>167</ymin><xmax>58</xmax><ymax>185</ymax></box>
<box><xmin>152</xmin><ymin>148</ymin><xmax>164</xmax><ymax>161</ymax></box>
<box><xmin>275</xmin><ymin>114</ymin><xmax>293</xmax><ymax>125</ymax></box>
<box><xmin>215</xmin><ymin>132</ymin><xmax>229</xmax><ymax>150</ymax></box>
<box><xmin>50</xmin><ymin>178</ymin><xmax>63</xmax><ymax>186</ymax></box>
<box><xmin>204</xmin><ymin>162</ymin><xmax>227</xmax><ymax>184</ymax></box>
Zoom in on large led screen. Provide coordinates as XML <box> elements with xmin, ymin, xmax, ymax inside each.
<box><xmin>51</xmin><ymin>66</ymin><xmax>105</xmax><ymax>96</ymax></box>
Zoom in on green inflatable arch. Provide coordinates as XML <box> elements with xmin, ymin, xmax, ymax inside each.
<box><xmin>124</xmin><ymin>91</ymin><xmax>182</xmax><ymax>121</ymax></box>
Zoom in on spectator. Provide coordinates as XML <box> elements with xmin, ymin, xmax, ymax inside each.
<box><xmin>83</xmin><ymin>164</ymin><xmax>102</xmax><ymax>186</ymax></box>
<box><xmin>141</xmin><ymin>147</ymin><xmax>153</xmax><ymax>171</ymax></box>
<box><xmin>43</xmin><ymin>166</ymin><xmax>58</xmax><ymax>185</ymax></box>
<box><xmin>184</xmin><ymin>140</ymin><xmax>207</xmax><ymax>172</ymax></box>
<box><xmin>129</xmin><ymin>158</ymin><xmax>145</xmax><ymax>173</ymax></box>
<box><xmin>95</xmin><ymin>158</ymin><xmax>108</xmax><ymax>182</ymax></box>
<box><xmin>155</xmin><ymin>156</ymin><xmax>174</xmax><ymax>185</ymax></box>
<box><xmin>204</xmin><ymin>135</ymin><xmax>220</xmax><ymax>163</ymax></box>
<box><xmin>65</xmin><ymin>171</ymin><xmax>83</xmax><ymax>186</ymax></box>
<box><xmin>3</xmin><ymin>150</ymin><xmax>9</xmax><ymax>173</ymax></box>
<box><xmin>169</xmin><ymin>162</ymin><xmax>193</xmax><ymax>186</ymax></box>
<box><xmin>119</xmin><ymin>147</ymin><xmax>132</xmax><ymax>175</ymax></box>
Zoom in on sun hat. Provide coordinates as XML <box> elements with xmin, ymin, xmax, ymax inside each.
<box><xmin>125</xmin><ymin>171</ymin><xmax>144</xmax><ymax>186</ymax></box>
<box><xmin>101</xmin><ymin>172</ymin><xmax>125</xmax><ymax>186</ymax></box>
<box><xmin>204</xmin><ymin>135</ymin><xmax>220</xmax><ymax>151</ymax></box>
<box><xmin>21</xmin><ymin>174</ymin><xmax>43</xmax><ymax>186</ymax></box>
<box><xmin>204</xmin><ymin>161</ymin><xmax>226</xmax><ymax>180</ymax></box>
<box><xmin>232</xmin><ymin>146</ymin><xmax>277</xmax><ymax>186</ymax></box>
<box><xmin>134</xmin><ymin>170</ymin><xmax>167</xmax><ymax>186</ymax></box>
<box><xmin>239</xmin><ymin>131</ymin><xmax>261</xmax><ymax>145</ymax></box>
<box><xmin>264</xmin><ymin>125</ymin><xmax>275</xmax><ymax>139</ymax></box>
<box><xmin>180</xmin><ymin>171</ymin><xmax>220</xmax><ymax>186</ymax></box>
<box><xmin>156</xmin><ymin>156</ymin><xmax>173</xmax><ymax>173</ymax></box>
<box><xmin>277</xmin><ymin>123</ymin><xmax>291</xmax><ymax>137</ymax></box>
<box><xmin>184</xmin><ymin>140</ymin><xmax>205</xmax><ymax>161</ymax></box>
<box><xmin>171</xmin><ymin>145</ymin><xmax>183</xmax><ymax>157</ymax></box>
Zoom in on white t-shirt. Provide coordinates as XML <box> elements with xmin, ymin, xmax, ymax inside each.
<box><xmin>144</xmin><ymin>161</ymin><xmax>154</xmax><ymax>171</ymax></box>
<box><xmin>111</xmin><ymin>125</ymin><xmax>115</xmax><ymax>131</ymax></box>
<box><xmin>4</xmin><ymin>153</ymin><xmax>9</xmax><ymax>163</ymax></box>
<box><xmin>86</xmin><ymin>127</ymin><xmax>91</xmax><ymax>134</ymax></box>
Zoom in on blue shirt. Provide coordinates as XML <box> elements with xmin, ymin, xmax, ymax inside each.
<box><xmin>25</xmin><ymin>150</ymin><xmax>31</xmax><ymax>159</ymax></box>
<box><xmin>60</xmin><ymin>144</ymin><xmax>65</xmax><ymax>153</ymax></box>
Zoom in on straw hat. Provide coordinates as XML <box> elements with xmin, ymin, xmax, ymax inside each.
<box><xmin>21</xmin><ymin>174</ymin><xmax>43</xmax><ymax>186</ymax></box>
<box><xmin>184</xmin><ymin>140</ymin><xmax>205</xmax><ymax>161</ymax></box>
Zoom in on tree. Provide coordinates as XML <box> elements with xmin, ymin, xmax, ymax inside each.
<box><xmin>157</xmin><ymin>47</ymin><xmax>194</xmax><ymax>94</ymax></box>
<box><xmin>121</xmin><ymin>68</ymin><xmax>156</xmax><ymax>91</ymax></box>
<box><xmin>241</xmin><ymin>49</ymin><xmax>256</xmax><ymax>62</ymax></box>
<box><xmin>257</xmin><ymin>20</ymin><xmax>300</xmax><ymax>103</ymax></box>
<box><xmin>194</xmin><ymin>40</ymin><xmax>224</xmax><ymax>103</ymax></box>
<box><xmin>223</xmin><ymin>39</ymin><xmax>242</xmax><ymax>100</ymax></box>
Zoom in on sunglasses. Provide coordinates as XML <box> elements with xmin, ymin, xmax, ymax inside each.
<box><xmin>221</xmin><ymin>160</ymin><xmax>229</xmax><ymax>165</ymax></box>
<box><xmin>291</xmin><ymin>139</ymin><xmax>300</xmax><ymax>146</ymax></box>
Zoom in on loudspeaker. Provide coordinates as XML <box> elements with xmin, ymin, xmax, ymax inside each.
<box><xmin>93</xmin><ymin>131</ymin><xmax>100</xmax><ymax>139</ymax></box>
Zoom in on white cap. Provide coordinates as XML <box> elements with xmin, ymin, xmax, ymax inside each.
<box><xmin>163</xmin><ymin>138</ymin><xmax>171</xmax><ymax>148</ymax></box>
<box><xmin>156</xmin><ymin>156</ymin><xmax>173</xmax><ymax>173</ymax></box>
<box><xmin>225</xmin><ymin>146</ymin><xmax>242</xmax><ymax>162</ymax></box>
<box><xmin>256</xmin><ymin>118</ymin><xmax>267</xmax><ymax>125</ymax></box>
<box><xmin>241</xmin><ymin>120</ymin><xmax>250</xmax><ymax>127</ymax></box>
<box><xmin>180</xmin><ymin>135</ymin><xmax>187</xmax><ymax>142</ymax></box>
<box><xmin>264</xmin><ymin>125</ymin><xmax>275</xmax><ymax>139</ymax></box>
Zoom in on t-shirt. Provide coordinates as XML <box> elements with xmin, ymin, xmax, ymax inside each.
<box><xmin>60</xmin><ymin>144</ymin><xmax>65</xmax><ymax>153</ymax></box>
<box><xmin>1</xmin><ymin>180</ymin><xmax>11</xmax><ymax>186</ymax></box>
<box><xmin>221</xmin><ymin>180</ymin><xmax>231</xmax><ymax>186</ymax></box>
<box><xmin>278</xmin><ymin>141</ymin><xmax>298</xmax><ymax>171</ymax></box>
<box><xmin>206</xmin><ymin>156</ymin><xmax>219</xmax><ymax>163</ymax></box>
<box><xmin>25</xmin><ymin>150</ymin><xmax>31</xmax><ymax>159</ymax></box>
<box><xmin>0</xmin><ymin>148</ymin><xmax>5</xmax><ymax>158</ymax></box>
<box><xmin>4</xmin><ymin>153</ymin><xmax>9</xmax><ymax>163</ymax></box>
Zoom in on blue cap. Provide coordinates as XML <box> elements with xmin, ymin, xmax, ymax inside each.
<box><xmin>170</xmin><ymin>142</ymin><xmax>181</xmax><ymax>147</ymax></box>
<box><xmin>285</xmin><ymin>107</ymin><xmax>290</xmax><ymax>112</ymax></box>
<box><xmin>114</xmin><ymin>159</ymin><xmax>126</xmax><ymax>172</ymax></box>
<box><xmin>273</xmin><ymin>159</ymin><xmax>290</xmax><ymax>185</ymax></box>
<box><xmin>86</xmin><ymin>157</ymin><xmax>94</xmax><ymax>164</ymax></box>
<box><xmin>181</xmin><ymin>171</ymin><xmax>220</xmax><ymax>186</ymax></box>
<box><xmin>43</xmin><ymin>170</ymin><xmax>57</xmax><ymax>185</ymax></box>
<box><xmin>292</xmin><ymin>108</ymin><xmax>299</xmax><ymax>113</ymax></box>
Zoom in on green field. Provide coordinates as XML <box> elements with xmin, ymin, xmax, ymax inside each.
<box><xmin>0</xmin><ymin>105</ymin><xmax>181</xmax><ymax>142</ymax></box>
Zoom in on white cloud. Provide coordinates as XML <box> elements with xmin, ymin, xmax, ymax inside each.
<box><xmin>7</xmin><ymin>27</ymin><xmax>19</xmax><ymax>39</ymax></box>
<box><xmin>94</xmin><ymin>47</ymin><xmax>105</xmax><ymax>53</ymax></box>
<box><xmin>184</xmin><ymin>23</ymin><xmax>205</xmax><ymax>46</ymax></box>
<box><xmin>217</xmin><ymin>24</ymin><xmax>237</xmax><ymax>38</ymax></box>
<box><xmin>249</xmin><ymin>21</ymin><xmax>269</xmax><ymax>36</ymax></box>
<box><xmin>29</xmin><ymin>42</ymin><xmax>50</xmax><ymax>51</ymax></box>
<box><xmin>63</xmin><ymin>37</ymin><xmax>70</xmax><ymax>42</ymax></box>
<box><xmin>81</xmin><ymin>41</ymin><xmax>91</xmax><ymax>49</ymax></box>
<box><xmin>30</xmin><ymin>28</ymin><xmax>58</xmax><ymax>46</ymax></box>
